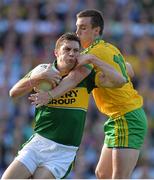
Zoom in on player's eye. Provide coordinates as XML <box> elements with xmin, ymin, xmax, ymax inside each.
<box><xmin>64</xmin><ymin>47</ymin><xmax>71</xmax><ymax>51</ymax></box>
<box><xmin>74</xmin><ymin>49</ymin><xmax>79</xmax><ymax>53</ymax></box>
<box><xmin>81</xmin><ymin>27</ymin><xmax>86</xmax><ymax>30</ymax></box>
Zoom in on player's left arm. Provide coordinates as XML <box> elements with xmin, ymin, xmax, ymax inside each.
<box><xmin>77</xmin><ymin>54</ymin><xmax>127</xmax><ymax>88</ymax></box>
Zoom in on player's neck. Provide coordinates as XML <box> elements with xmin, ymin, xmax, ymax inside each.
<box><xmin>83</xmin><ymin>37</ymin><xmax>101</xmax><ymax>49</ymax></box>
<box><xmin>54</xmin><ymin>61</ymin><xmax>68</xmax><ymax>76</ymax></box>
<box><xmin>56</xmin><ymin>66</ymin><xmax>70</xmax><ymax>76</ymax></box>
<box><xmin>82</xmin><ymin>37</ymin><xmax>101</xmax><ymax>49</ymax></box>
<box><xmin>82</xmin><ymin>41</ymin><xmax>91</xmax><ymax>48</ymax></box>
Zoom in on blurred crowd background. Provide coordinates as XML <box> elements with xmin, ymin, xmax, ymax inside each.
<box><xmin>0</xmin><ymin>0</ymin><xmax>154</xmax><ymax>178</ymax></box>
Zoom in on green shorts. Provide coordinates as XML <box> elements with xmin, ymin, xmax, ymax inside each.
<box><xmin>104</xmin><ymin>107</ymin><xmax>147</xmax><ymax>149</ymax></box>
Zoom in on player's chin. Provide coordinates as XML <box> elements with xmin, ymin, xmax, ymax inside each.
<box><xmin>67</xmin><ymin>61</ymin><xmax>77</xmax><ymax>70</ymax></box>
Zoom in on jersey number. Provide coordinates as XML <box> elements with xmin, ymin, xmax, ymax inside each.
<box><xmin>113</xmin><ymin>54</ymin><xmax>128</xmax><ymax>81</ymax></box>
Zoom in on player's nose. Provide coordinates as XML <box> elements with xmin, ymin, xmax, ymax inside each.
<box><xmin>69</xmin><ymin>49</ymin><xmax>75</xmax><ymax>56</ymax></box>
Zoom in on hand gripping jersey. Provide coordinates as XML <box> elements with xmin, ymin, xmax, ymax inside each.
<box><xmin>83</xmin><ymin>39</ymin><xmax>143</xmax><ymax>118</ymax></box>
<box><xmin>34</xmin><ymin>65</ymin><xmax>96</xmax><ymax>147</ymax></box>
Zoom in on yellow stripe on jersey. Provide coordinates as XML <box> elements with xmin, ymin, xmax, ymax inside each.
<box><xmin>47</xmin><ymin>87</ymin><xmax>90</xmax><ymax>111</ymax></box>
<box><xmin>115</xmin><ymin>119</ymin><xmax>119</xmax><ymax>146</ymax></box>
<box><xmin>120</xmin><ymin>118</ymin><xmax>125</xmax><ymax>146</ymax></box>
<box><xmin>119</xmin><ymin>118</ymin><xmax>123</xmax><ymax>146</ymax></box>
<box><xmin>117</xmin><ymin>118</ymin><xmax>122</xmax><ymax>146</ymax></box>
<box><xmin>84</xmin><ymin>39</ymin><xmax>143</xmax><ymax>117</ymax></box>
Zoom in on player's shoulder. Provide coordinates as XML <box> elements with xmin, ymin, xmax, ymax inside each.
<box><xmin>30</xmin><ymin>64</ymin><xmax>48</xmax><ymax>75</ymax></box>
<box><xmin>35</xmin><ymin>63</ymin><xmax>48</xmax><ymax>68</ymax></box>
<box><xmin>98</xmin><ymin>40</ymin><xmax>121</xmax><ymax>54</ymax></box>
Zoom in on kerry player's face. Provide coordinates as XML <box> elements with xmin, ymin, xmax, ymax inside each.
<box><xmin>55</xmin><ymin>40</ymin><xmax>80</xmax><ymax>72</ymax></box>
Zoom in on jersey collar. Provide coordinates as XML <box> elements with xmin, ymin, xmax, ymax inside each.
<box><xmin>82</xmin><ymin>37</ymin><xmax>101</xmax><ymax>54</ymax></box>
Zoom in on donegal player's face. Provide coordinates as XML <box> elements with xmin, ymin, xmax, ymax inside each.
<box><xmin>55</xmin><ymin>40</ymin><xmax>80</xmax><ymax>72</ymax></box>
<box><xmin>76</xmin><ymin>17</ymin><xmax>97</xmax><ymax>48</ymax></box>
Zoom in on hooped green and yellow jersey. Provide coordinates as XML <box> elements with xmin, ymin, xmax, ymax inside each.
<box><xmin>34</xmin><ymin>65</ymin><xmax>96</xmax><ymax>147</ymax></box>
<box><xmin>83</xmin><ymin>39</ymin><xmax>143</xmax><ymax>117</ymax></box>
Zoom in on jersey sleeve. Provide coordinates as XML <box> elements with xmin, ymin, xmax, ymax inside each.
<box><xmin>83</xmin><ymin>64</ymin><xmax>94</xmax><ymax>70</ymax></box>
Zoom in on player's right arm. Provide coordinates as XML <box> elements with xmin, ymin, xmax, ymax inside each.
<box><xmin>10</xmin><ymin>72</ymin><xmax>42</xmax><ymax>100</ymax></box>
<box><xmin>51</xmin><ymin>54</ymin><xmax>127</xmax><ymax>95</ymax></box>
<box><xmin>49</xmin><ymin>66</ymin><xmax>91</xmax><ymax>98</ymax></box>
<box><xmin>10</xmin><ymin>64</ymin><xmax>61</xmax><ymax>100</ymax></box>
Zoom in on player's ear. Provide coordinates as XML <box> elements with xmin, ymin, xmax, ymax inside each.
<box><xmin>54</xmin><ymin>49</ymin><xmax>58</xmax><ymax>57</ymax></box>
<box><xmin>94</xmin><ymin>27</ymin><xmax>101</xmax><ymax>36</ymax></box>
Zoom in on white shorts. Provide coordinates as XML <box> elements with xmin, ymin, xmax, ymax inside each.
<box><xmin>15</xmin><ymin>133</ymin><xmax>78</xmax><ymax>179</ymax></box>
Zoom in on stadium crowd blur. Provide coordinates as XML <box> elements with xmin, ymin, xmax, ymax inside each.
<box><xmin>0</xmin><ymin>0</ymin><xmax>154</xmax><ymax>178</ymax></box>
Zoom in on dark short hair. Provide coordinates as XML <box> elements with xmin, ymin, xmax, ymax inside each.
<box><xmin>77</xmin><ymin>9</ymin><xmax>104</xmax><ymax>36</ymax></box>
<box><xmin>55</xmin><ymin>32</ymin><xmax>81</xmax><ymax>49</ymax></box>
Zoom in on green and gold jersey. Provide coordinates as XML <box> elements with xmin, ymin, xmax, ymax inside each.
<box><xmin>83</xmin><ymin>39</ymin><xmax>143</xmax><ymax>117</ymax></box>
<box><xmin>34</xmin><ymin>66</ymin><xmax>96</xmax><ymax>147</ymax></box>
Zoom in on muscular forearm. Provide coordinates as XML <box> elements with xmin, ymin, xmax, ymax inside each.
<box><xmin>49</xmin><ymin>66</ymin><xmax>91</xmax><ymax>98</ymax></box>
<box><xmin>96</xmin><ymin>71</ymin><xmax>127</xmax><ymax>88</ymax></box>
<box><xmin>49</xmin><ymin>76</ymin><xmax>76</xmax><ymax>98</ymax></box>
<box><xmin>90</xmin><ymin>56</ymin><xmax>115</xmax><ymax>72</ymax></box>
<box><xmin>9</xmin><ymin>73</ymin><xmax>44</xmax><ymax>100</ymax></box>
<box><xmin>9</xmin><ymin>78</ymin><xmax>32</xmax><ymax>99</ymax></box>
<box><xmin>90</xmin><ymin>56</ymin><xmax>127</xmax><ymax>88</ymax></box>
